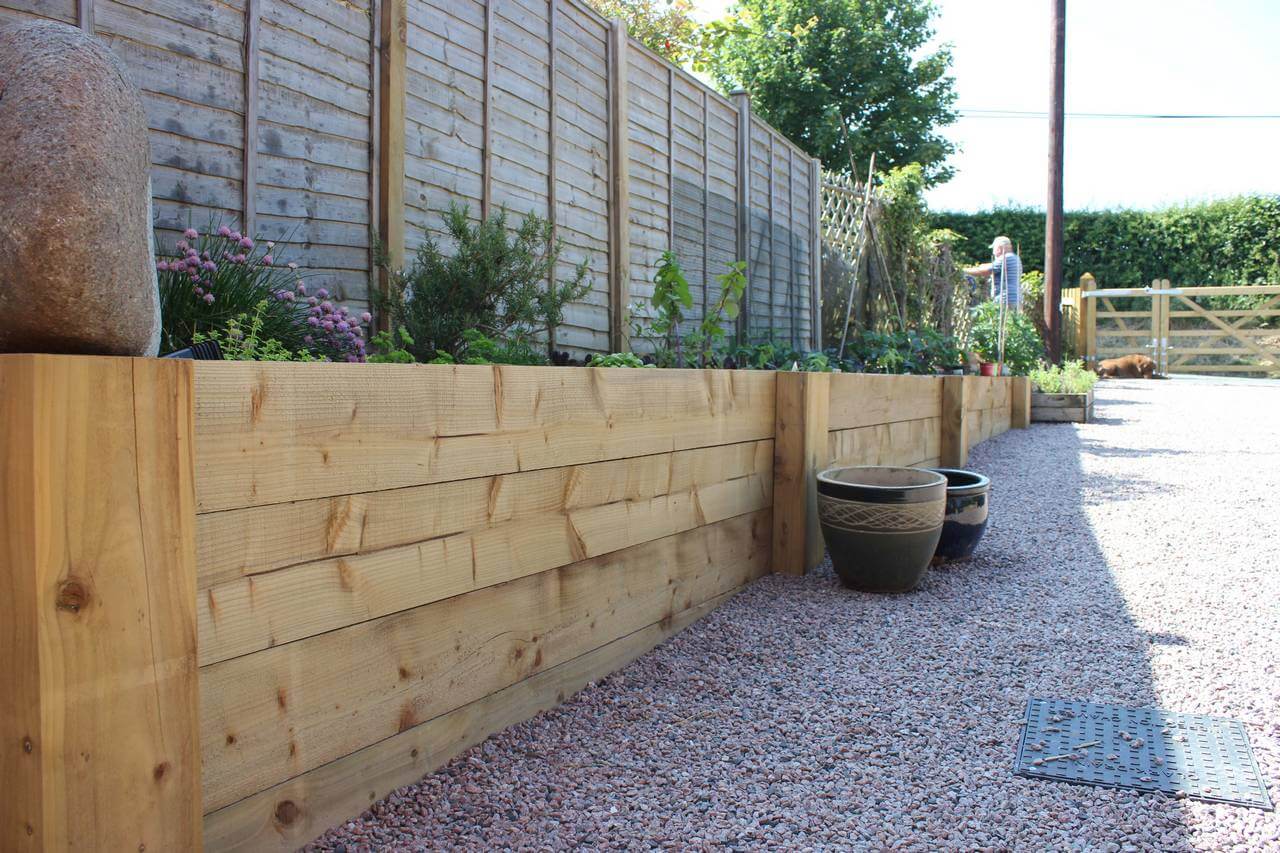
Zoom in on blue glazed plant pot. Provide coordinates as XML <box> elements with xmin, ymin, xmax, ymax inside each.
<box><xmin>816</xmin><ymin>466</ymin><xmax>946</xmax><ymax>593</ymax></box>
<box><xmin>928</xmin><ymin>468</ymin><xmax>991</xmax><ymax>563</ymax></box>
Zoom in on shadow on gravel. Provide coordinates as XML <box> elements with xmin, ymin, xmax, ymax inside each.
<box><xmin>306</xmin><ymin>417</ymin><xmax>1197</xmax><ymax>851</ymax></box>
<box><xmin>911</xmin><ymin>418</ymin><xmax>1196</xmax><ymax>848</ymax></box>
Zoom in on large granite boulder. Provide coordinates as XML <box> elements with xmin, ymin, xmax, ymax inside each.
<box><xmin>0</xmin><ymin>21</ymin><xmax>160</xmax><ymax>356</ymax></box>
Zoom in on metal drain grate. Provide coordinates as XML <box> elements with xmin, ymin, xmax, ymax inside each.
<box><xmin>1015</xmin><ymin>698</ymin><xmax>1273</xmax><ymax>810</ymax></box>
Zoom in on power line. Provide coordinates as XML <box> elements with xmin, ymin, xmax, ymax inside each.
<box><xmin>958</xmin><ymin>108</ymin><xmax>1280</xmax><ymax>120</ymax></box>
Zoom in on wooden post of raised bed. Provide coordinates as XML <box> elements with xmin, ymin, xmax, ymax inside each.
<box><xmin>0</xmin><ymin>356</ymin><xmax>200</xmax><ymax>851</ymax></box>
<box><xmin>772</xmin><ymin>371</ymin><xmax>830</xmax><ymax>575</ymax></box>
<box><xmin>940</xmin><ymin>375</ymin><xmax>969</xmax><ymax>468</ymax></box>
<box><xmin>1011</xmin><ymin>376</ymin><xmax>1032</xmax><ymax>429</ymax></box>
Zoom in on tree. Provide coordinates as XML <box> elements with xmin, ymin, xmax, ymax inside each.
<box><xmin>586</xmin><ymin>0</ymin><xmax>702</xmax><ymax>66</ymax></box>
<box><xmin>708</xmin><ymin>0</ymin><xmax>957</xmax><ymax>183</ymax></box>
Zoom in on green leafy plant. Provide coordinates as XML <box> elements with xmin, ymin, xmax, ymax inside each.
<box><xmin>968</xmin><ymin>300</ymin><xmax>1044</xmax><ymax>375</ymax></box>
<box><xmin>1031</xmin><ymin>361</ymin><xmax>1097</xmax><ymax>394</ymax></box>
<box><xmin>836</xmin><ymin>327</ymin><xmax>964</xmax><ymax>374</ymax></box>
<box><xmin>378</xmin><ymin>204</ymin><xmax>589</xmax><ymax>364</ymax></box>
<box><xmin>366</xmin><ymin>326</ymin><xmax>416</xmax><ymax>363</ymax></box>
<box><xmin>425</xmin><ymin>329</ymin><xmax>547</xmax><ymax>366</ymax></box>
<box><xmin>536</xmin><ymin>258</ymin><xmax>592</xmax><ymax>362</ymax></box>
<box><xmin>586</xmin><ymin>352</ymin><xmax>654</xmax><ymax>368</ymax></box>
<box><xmin>645</xmin><ymin>251</ymin><xmax>694</xmax><ymax>366</ymax></box>
<box><xmin>693</xmin><ymin>261</ymin><xmax>747</xmax><ymax>366</ymax></box>
<box><xmin>192</xmin><ymin>301</ymin><xmax>317</xmax><ymax>361</ymax></box>
<box><xmin>722</xmin><ymin>338</ymin><xmax>834</xmax><ymax>372</ymax></box>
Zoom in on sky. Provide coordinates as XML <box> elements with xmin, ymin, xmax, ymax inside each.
<box><xmin>690</xmin><ymin>0</ymin><xmax>1280</xmax><ymax>212</ymax></box>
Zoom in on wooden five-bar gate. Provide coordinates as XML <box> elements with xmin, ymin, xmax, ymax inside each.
<box><xmin>1068</xmin><ymin>275</ymin><xmax>1280</xmax><ymax>377</ymax></box>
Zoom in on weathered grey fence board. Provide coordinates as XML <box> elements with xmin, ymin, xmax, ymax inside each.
<box><xmin>1</xmin><ymin>0</ymin><xmax>821</xmax><ymax>355</ymax></box>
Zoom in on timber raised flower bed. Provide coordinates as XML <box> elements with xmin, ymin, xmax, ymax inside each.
<box><xmin>1031</xmin><ymin>389</ymin><xmax>1095</xmax><ymax>423</ymax></box>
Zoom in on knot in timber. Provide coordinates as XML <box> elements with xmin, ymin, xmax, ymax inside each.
<box><xmin>55</xmin><ymin>579</ymin><xmax>90</xmax><ymax>614</ymax></box>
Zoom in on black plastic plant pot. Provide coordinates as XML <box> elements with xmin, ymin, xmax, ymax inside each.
<box><xmin>928</xmin><ymin>468</ymin><xmax>991</xmax><ymax>563</ymax></box>
<box><xmin>816</xmin><ymin>466</ymin><xmax>946</xmax><ymax>593</ymax></box>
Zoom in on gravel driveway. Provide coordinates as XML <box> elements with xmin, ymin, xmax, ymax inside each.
<box><xmin>313</xmin><ymin>378</ymin><xmax>1280</xmax><ymax>851</ymax></box>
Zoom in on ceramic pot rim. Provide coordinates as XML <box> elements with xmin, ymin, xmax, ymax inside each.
<box><xmin>817</xmin><ymin>465</ymin><xmax>946</xmax><ymax>494</ymax></box>
<box><xmin>929</xmin><ymin>468</ymin><xmax>991</xmax><ymax>495</ymax></box>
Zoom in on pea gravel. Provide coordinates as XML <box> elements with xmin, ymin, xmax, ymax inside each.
<box><xmin>311</xmin><ymin>378</ymin><xmax>1280</xmax><ymax>851</ymax></box>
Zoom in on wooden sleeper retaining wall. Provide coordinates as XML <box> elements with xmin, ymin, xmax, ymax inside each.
<box><xmin>0</xmin><ymin>356</ymin><xmax>1026</xmax><ymax>850</ymax></box>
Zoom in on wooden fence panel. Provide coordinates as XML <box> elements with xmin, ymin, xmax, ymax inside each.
<box><xmin>625</xmin><ymin>43</ymin><xmax>671</xmax><ymax>323</ymax></box>
<box><xmin>0</xmin><ymin>0</ymin><xmax>821</xmax><ymax>356</ymax></box>
<box><xmin>404</xmin><ymin>0</ymin><xmax>486</xmax><ymax>248</ymax></box>
<box><xmin>553</xmin><ymin>2</ymin><xmax>611</xmax><ymax>352</ymax></box>
<box><xmin>256</xmin><ymin>0</ymin><xmax>374</xmax><ymax>304</ymax></box>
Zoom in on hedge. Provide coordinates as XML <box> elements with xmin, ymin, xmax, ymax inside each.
<box><xmin>930</xmin><ymin>195</ymin><xmax>1280</xmax><ymax>287</ymax></box>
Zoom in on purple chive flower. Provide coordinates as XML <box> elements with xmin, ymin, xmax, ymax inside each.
<box><xmin>217</xmin><ymin>225</ymin><xmax>232</xmax><ymax>237</ymax></box>
<box><xmin>239</xmin><ymin>237</ymin><xmax>254</xmax><ymax>250</ymax></box>
<box><xmin>307</xmin><ymin>316</ymin><xmax>320</xmax><ymax>327</ymax></box>
<box><xmin>303</xmin><ymin>335</ymin><xmax>314</xmax><ymax>345</ymax></box>
<box><xmin>188</xmin><ymin>269</ymin><xmax>200</xmax><ymax>281</ymax></box>
<box><xmin>203</xmin><ymin>293</ymin><xmax>215</xmax><ymax>304</ymax></box>
<box><xmin>183</xmin><ymin>227</ymin><xmax>199</xmax><ymax>240</ymax></box>
<box><xmin>262</xmin><ymin>254</ymin><xmax>273</xmax><ymax>266</ymax></box>
<box><xmin>176</xmin><ymin>240</ymin><xmax>188</xmax><ymax>252</ymax></box>
<box><xmin>320</xmin><ymin>301</ymin><xmax>333</xmax><ymax>312</ymax></box>
<box><xmin>360</xmin><ymin>312</ymin><xmax>372</xmax><ymax>324</ymax></box>
<box><xmin>203</xmin><ymin>261</ymin><xmax>217</xmax><ymax>272</ymax></box>
<box><xmin>321</xmin><ymin>320</ymin><xmax>334</xmax><ymax>331</ymax></box>
<box><xmin>156</xmin><ymin>260</ymin><xmax>169</xmax><ymax>272</ymax></box>
<box><xmin>233</xmin><ymin>253</ymin><xmax>247</xmax><ymax>264</ymax></box>
<box><xmin>316</xmin><ymin>288</ymin><xmax>329</xmax><ymax>299</ymax></box>
<box><xmin>295</xmin><ymin>282</ymin><xmax>307</xmax><ymax>294</ymax></box>
<box><xmin>337</xmin><ymin>321</ymin><xmax>350</xmax><ymax>333</ymax></box>
<box><xmin>229</xmin><ymin>231</ymin><xmax>242</xmax><ymax>242</ymax></box>
<box><xmin>282</xmin><ymin>291</ymin><xmax>295</xmax><ymax>302</ymax></box>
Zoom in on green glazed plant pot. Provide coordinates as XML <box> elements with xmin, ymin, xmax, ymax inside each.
<box><xmin>927</xmin><ymin>468</ymin><xmax>991</xmax><ymax>563</ymax></box>
<box><xmin>816</xmin><ymin>466</ymin><xmax>947</xmax><ymax>593</ymax></box>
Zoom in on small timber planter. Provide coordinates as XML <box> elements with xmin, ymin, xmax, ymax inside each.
<box><xmin>1031</xmin><ymin>389</ymin><xmax>1094</xmax><ymax>423</ymax></box>
<box><xmin>928</xmin><ymin>468</ymin><xmax>991</xmax><ymax>563</ymax></box>
<box><xmin>816</xmin><ymin>466</ymin><xmax>947</xmax><ymax>593</ymax></box>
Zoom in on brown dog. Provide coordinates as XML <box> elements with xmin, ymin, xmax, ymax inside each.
<box><xmin>1096</xmin><ymin>353</ymin><xmax>1157</xmax><ymax>379</ymax></box>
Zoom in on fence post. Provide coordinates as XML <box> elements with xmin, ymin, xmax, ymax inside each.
<box><xmin>77</xmin><ymin>0</ymin><xmax>94</xmax><ymax>33</ymax></box>
<box><xmin>376</xmin><ymin>0</ymin><xmax>407</xmax><ymax>332</ymax></box>
<box><xmin>1080</xmin><ymin>272</ymin><xmax>1096</xmax><ymax>367</ymax></box>
<box><xmin>809</xmin><ymin>157</ymin><xmax>823</xmax><ymax>351</ymax></box>
<box><xmin>940</xmin><ymin>375</ymin><xmax>969</xmax><ymax>467</ymax></box>
<box><xmin>242</xmin><ymin>0</ymin><xmax>260</xmax><ymax>240</ymax></box>
<box><xmin>608</xmin><ymin>19</ymin><xmax>631</xmax><ymax>352</ymax></box>
<box><xmin>772</xmin><ymin>371</ymin><xmax>830</xmax><ymax>575</ymax></box>
<box><xmin>731</xmin><ymin>89</ymin><xmax>751</xmax><ymax>342</ymax></box>
<box><xmin>0</xmin><ymin>356</ymin><xmax>200</xmax><ymax>851</ymax></box>
<box><xmin>1011</xmin><ymin>375</ymin><xmax>1032</xmax><ymax>429</ymax></box>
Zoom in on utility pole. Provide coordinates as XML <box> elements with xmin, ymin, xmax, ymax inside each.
<box><xmin>1044</xmin><ymin>0</ymin><xmax>1066</xmax><ymax>363</ymax></box>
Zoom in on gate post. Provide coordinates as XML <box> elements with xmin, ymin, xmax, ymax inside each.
<box><xmin>1080</xmin><ymin>273</ymin><xmax>1097</xmax><ymax>367</ymax></box>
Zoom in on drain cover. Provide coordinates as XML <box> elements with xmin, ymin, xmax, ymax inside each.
<box><xmin>1015</xmin><ymin>698</ymin><xmax>1273</xmax><ymax>810</ymax></box>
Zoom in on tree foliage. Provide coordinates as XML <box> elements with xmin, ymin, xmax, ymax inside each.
<box><xmin>707</xmin><ymin>0</ymin><xmax>957</xmax><ymax>181</ymax></box>
<box><xmin>586</xmin><ymin>0</ymin><xmax>710</xmax><ymax>67</ymax></box>
<box><xmin>931</xmin><ymin>196</ymin><xmax>1280</xmax><ymax>286</ymax></box>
